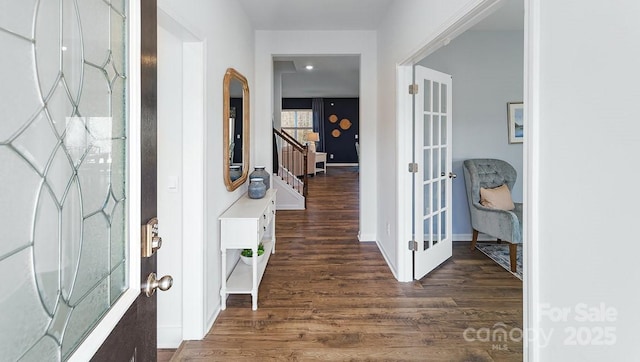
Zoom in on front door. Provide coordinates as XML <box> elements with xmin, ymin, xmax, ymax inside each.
<box><xmin>413</xmin><ymin>65</ymin><xmax>454</xmax><ymax>279</ymax></box>
<box><xmin>0</xmin><ymin>1</ymin><xmax>160</xmax><ymax>360</ymax></box>
<box><xmin>92</xmin><ymin>0</ymin><xmax>160</xmax><ymax>361</ymax></box>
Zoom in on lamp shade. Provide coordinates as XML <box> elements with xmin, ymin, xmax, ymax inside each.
<box><xmin>306</xmin><ymin>132</ymin><xmax>320</xmax><ymax>142</ymax></box>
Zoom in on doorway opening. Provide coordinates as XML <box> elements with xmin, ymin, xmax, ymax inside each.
<box><xmin>415</xmin><ymin>0</ymin><xmax>525</xmax><ymax>276</ymax></box>
<box><xmin>272</xmin><ymin>55</ymin><xmax>361</xmax><ymax>211</ymax></box>
<box><xmin>398</xmin><ymin>0</ymin><xmax>527</xmax><ymax>355</ymax></box>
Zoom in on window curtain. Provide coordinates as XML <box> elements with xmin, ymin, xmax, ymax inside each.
<box><xmin>312</xmin><ymin>98</ymin><xmax>325</xmax><ymax>152</ymax></box>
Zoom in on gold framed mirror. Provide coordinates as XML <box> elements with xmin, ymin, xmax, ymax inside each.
<box><xmin>223</xmin><ymin>68</ymin><xmax>250</xmax><ymax>191</ymax></box>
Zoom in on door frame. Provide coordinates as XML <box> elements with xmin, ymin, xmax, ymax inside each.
<box><xmin>69</xmin><ymin>1</ymin><xmax>143</xmax><ymax>359</ymax></box>
<box><xmin>396</xmin><ymin>0</ymin><xmax>508</xmax><ymax>282</ymax></box>
<box><xmin>255</xmin><ymin>32</ymin><xmax>377</xmax><ymax>242</ymax></box>
<box><xmin>157</xmin><ymin>3</ymin><xmax>208</xmax><ymax>346</ymax></box>
<box><xmin>395</xmin><ymin>0</ymin><xmax>537</xmax><ymax>360</ymax></box>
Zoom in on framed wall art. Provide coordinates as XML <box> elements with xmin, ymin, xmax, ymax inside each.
<box><xmin>507</xmin><ymin>102</ymin><xmax>524</xmax><ymax>144</ymax></box>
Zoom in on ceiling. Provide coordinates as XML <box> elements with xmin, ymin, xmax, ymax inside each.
<box><xmin>257</xmin><ymin>0</ymin><xmax>523</xmax><ymax>98</ymax></box>
<box><xmin>237</xmin><ymin>0</ymin><xmax>394</xmax><ymax>31</ymax></box>
<box><xmin>275</xmin><ymin>55</ymin><xmax>360</xmax><ymax>98</ymax></box>
<box><xmin>239</xmin><ymin>0</ymin><xmax>523</xmax><ymax>32</ymax></box>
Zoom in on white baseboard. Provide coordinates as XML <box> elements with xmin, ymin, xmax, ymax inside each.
<box><xmin>327</xmin><ymin>163</ymin><xmax>358</xmax><ymax>167</ymax></box>
<box><xmin>357</xmin><ymin>231</ymin><xmax>376</xmax><ymax>242</ymax></box>
<box><xmin>205</xmin><ymin>305</ymin><xmax>221</xmax><ymax>336</ymax></box>
<box><xmin>452</xmin><ymin>233</ymin><xmax>496</xmax><ymax>242</ymax></box>
<box><xmin>374</xmin><ymin>239</ymin><xmax>401</xmax><ymax>281</ymax></box>
<box><xmin>158</xmin><ymin>325</ymin><xmax>183</xmax><ymax>348</ymax></box>
<box><xmin>164</xmin><ymin>306</ymin><xmax>219</xmax><ymax>348</ymax></box>
<box><xmin>277</xmin><ymin>203</ymin><xmax>304</xmax><ymax>210</ymax></box>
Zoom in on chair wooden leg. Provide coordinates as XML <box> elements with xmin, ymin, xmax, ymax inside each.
<box><xmin>470</xmin><ymin>229</ymin><xmax>479</xmax><ymax>250</ymax></box>
<box><xmin>509</xmin><ymin>243</ymin><xmax>517</xmax><ymax>273</ymax></box>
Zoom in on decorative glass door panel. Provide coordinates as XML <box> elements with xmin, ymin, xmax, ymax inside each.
<box><xmin>0</xmin><ymin>1</ymin><xmax>129</xmax><ymax>360</ymax></box>
<box><xmin>413</xmin><ymin>66</ymin><xmax>453</xmax><ymax>280</ymax></box>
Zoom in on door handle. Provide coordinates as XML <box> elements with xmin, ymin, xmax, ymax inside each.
<box><xmin>142</xmin><ymin>272</ymin><xmax>173</xmax><ymax>297</ymax></box>
<box><xmin>449</xmin><ymin>172</ymin><xmax>457</xmax><ymax>179</ymax></box>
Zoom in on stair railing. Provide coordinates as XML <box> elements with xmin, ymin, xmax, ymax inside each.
<box><xmin>273</xmin><ymin>128</ymin><xmax>308</xmax><ymax>206</ymax></box>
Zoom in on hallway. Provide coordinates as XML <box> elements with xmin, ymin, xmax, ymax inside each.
<box><xmin>171</xmin><ymin>167</ymin><xmax>522</xmax><ymax>361</ymax></box>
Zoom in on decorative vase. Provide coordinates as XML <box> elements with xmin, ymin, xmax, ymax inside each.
<box><xmin>240</xmin><ymin>253</ymin><xmax>265</xmax><ymax>266</ymax></box>
<box><xmin>229</xmin><ymin>165</ymin><xmax>241</xmax><ymax>181</ymax></box>
<box><xmin>249</xmin><ymin>166</ymin><xmax>270</xmax><ymax>190</ymax></box>
<box><xmin>248</xmin><ymin>178</ymin><xmax>266</xmax><ymax>199</ymax></box>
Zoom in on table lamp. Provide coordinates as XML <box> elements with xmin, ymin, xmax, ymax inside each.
<box><xmin>306</xmin><ymin>132</ymin><xmax>320</xmax><ymax>152</ymax></box>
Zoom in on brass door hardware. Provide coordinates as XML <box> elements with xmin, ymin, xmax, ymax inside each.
<box><xmin>142</xmin><ymin>217</ymin><xmax>162</xmax><ymax>258</ymax></box>
<box><xmin>142</xmin><ymin>273</ymin><xmax>173</xmax><ymax>297</ymax></box>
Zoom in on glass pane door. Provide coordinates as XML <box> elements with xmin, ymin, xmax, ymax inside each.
<box><xmin>420</xmin><ymin>81</ymin><xmax>449</xmax><ymax>250</ymax></box>
<box><xmin>413</xmin><ymin>65</ymin><xmax>453</xmax><ymax>280</ymax></box>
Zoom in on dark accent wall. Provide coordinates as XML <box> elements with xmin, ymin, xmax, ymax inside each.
<box><xmin>282</xmin><ymin>98</ymin><xmax>312</xmax><ymax>109</ymax></box>
<box><xmin>323</xmin><ymin>98</ymin><xmax>359</xmax><ymax>163</ymax></box>
<box><xmin>281</xmin><ymin>98</ymin><xmax>359</xmax><ymax>164</ymax></box>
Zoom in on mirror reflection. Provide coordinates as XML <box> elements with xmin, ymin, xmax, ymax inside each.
<box><xmin>223</xmin><ymin>68</ymin><xmax>250</xmax><ymax>191</ymax></box>
<box><xmin>229</xmin><ymin>79</ymin><xmax>243</xmax><ymax>168</ymax></box>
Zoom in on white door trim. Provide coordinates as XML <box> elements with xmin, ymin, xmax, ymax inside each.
<box><xmin>395</xmin><ymin>64</ymin><xmax>413</xmax><ymax>282</ymax></box>
<box><xmin>523</xmin><ymin>0</ymin><xmax>540</xmax><ymax>360</ymax></box>
<box><xmin>69</xmin><ymin>1</ymin><xmax>142</xmax><ymax>359</ymax></box>
<box><xmin>157</xmin><ymin>3</ymin><xmax>208</xmax><ymax>346</ymax></box>
<box><xmin>395</xmin><ymin>0</ymin><xmax>536</xmax><ymax>361</ymax></box>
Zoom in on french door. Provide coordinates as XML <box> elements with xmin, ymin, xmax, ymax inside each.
<box><xmin>413</xmin><ymin>65</ymin><xmax>454</xmax><ymax>280</ymax></box>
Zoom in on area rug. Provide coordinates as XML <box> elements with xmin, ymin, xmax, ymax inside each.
<box><xmin>475</xmin><ymin>243</ymin><xmax>522</xmax><ymax>280</ymax></box>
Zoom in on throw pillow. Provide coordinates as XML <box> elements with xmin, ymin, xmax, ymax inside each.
<box><xmin>480</xmin><ymin>184</ymin><xmax>515</xmax><ymax>210</ymax></box>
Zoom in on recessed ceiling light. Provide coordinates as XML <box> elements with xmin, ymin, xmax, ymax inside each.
<box><xmin>305</xmin><ymin>65</ymin><xmax>313</xmax><ymax>70</ymax></box>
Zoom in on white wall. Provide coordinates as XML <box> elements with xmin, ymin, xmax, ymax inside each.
<box><xmin>418</xmin><ymin>30</ymin><xmax>524</xmax><ymax>237</ymax></box>
<box><xmin>156</xmin><ymin>0</ymin><xmax>255</xmax><ymax>342</ymax></box>
<box><xmin>157</xmin><ymin>23</ymin><xmax>185</xmax><ymax>346</ymax></box>
<box><xmin>531</xmin><ymin>0</ymin><xmax>640</xmax><ymax>359</ymax></box>
<box><xmin>376</xmin><ymin>0</ymin><xmax>476</xmax><ymax>280</ymax></box>
<box><xmin>255</xmin><ymin>30</ymin><xmax>378</xmax><ymax>241</ymax></box>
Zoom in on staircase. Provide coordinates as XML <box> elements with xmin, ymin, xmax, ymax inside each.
<box><xmin>273</xmin><ymin>128</ymin><xmax>308</xmax><ymax>209</ymax></box>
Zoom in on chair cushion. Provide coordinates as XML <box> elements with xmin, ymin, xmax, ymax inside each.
<box><xmin>480</xmin><ymin>184</ymin><xmax>515</xmax><ymax>210</ymax></box>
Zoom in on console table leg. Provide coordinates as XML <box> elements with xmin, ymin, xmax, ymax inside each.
<box><xmin>252</xmin><ymin>292</ymin><xmax>258</xmax><ymax>310</ymax></box>
<box><xmin>221</xmin><ymin>249</ymin><xmax>227</xmax><ymax>310</ymax></box>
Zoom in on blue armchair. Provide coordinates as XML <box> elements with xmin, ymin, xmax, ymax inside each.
<box><xmin>462</xmin><ymin>159</ymin><xmax>522</xmax><ymax>272</ymax></box>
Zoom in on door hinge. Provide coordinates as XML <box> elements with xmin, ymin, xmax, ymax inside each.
<box><xmin>408</xmin><ymin>240</ymin><xmax>418</xmax><ymax>251</ymax></box>
<box><xmin>408</xmin><ymin>163</ymin><xmax>418</xmax><ymax>173</ymax></box>
<box><xmin>409</xmin><ymin>83</ymin><xmax>419</xmax><ymax>94</ymax></box>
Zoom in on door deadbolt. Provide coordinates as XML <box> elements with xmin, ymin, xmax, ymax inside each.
<box><xmin>142</xmin><ymin>217</ymin><xmax>162</xmax><ymax>257</ymax></box>
<box><xmin>143</xmin><ymin>272</ymin><xmax>173</xmax><ymax>297</ymax></box>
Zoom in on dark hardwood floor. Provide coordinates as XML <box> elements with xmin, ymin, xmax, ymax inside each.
<box><xmin>169</xmin><ymin>167</ymin><xmax>523</xmax><ymax>361</ymax></box>
<box><xmin>159</xmin><ymin>349</ymin><xmax>176</xmax><ymax>362</ymax></box>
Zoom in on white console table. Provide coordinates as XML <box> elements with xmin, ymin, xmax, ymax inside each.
<box><xmin>219</xmin><ymin>189</ymin><xmax>276</xmax><ymax>310</ymax></box>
